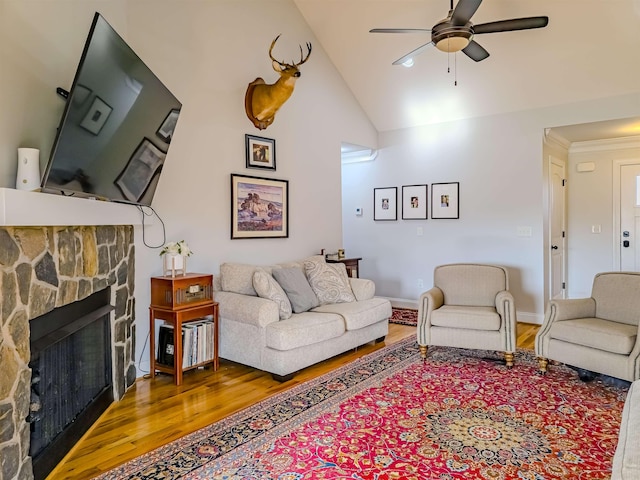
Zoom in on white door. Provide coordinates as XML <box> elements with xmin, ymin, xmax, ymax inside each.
<box><xmin>620</xmin><ymin>164</ymin><xmax>640</xmax><ymax>271</ymax></box>
<box><xmin>550</xmin><ymin>161</ymin><xmax>566</xmax><ymax>298</ymax></box>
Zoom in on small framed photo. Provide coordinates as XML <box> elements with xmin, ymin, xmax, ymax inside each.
<box><xmin>115</xmin><ymin>138</ymin><xmax>166</xmax><ymax>202</ymax></box>
<box><xmin>80</xmin><ymin>96</ymin><xmax>112</xmax><ymax>135</ymax></box>
<box><xmin>374</xmin><ymin>187</ymin><xmax>397</xmax><ymax>221</ymax></box>
<box><xmin>245</xmin><ymin>134</ymin><xmax>276</xmax><ymax>170</ymax></box>
<box><xmin>431</xmin><ymin>182</ymin><xmax>460</xmax><ymax>219</ymax></box>
<box><xmin>156</xmin><ymin>109</ymin><xmax>180</xmax><ymax>143</ymax></box>
<box><xmin>402</xmin><ymin>184</ymin><xmax>428</xmax><ymax>220</ymax></box>
<box><xmin>231</xmin><ymin>173</ymin><xmax>288</xmax><ymax>239</ymax></box>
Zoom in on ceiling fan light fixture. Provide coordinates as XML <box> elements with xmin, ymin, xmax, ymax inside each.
<box><xmin>402</xmin><ymin>58</ymin><xmax>414</xmax><ymax>67</ymax></box>
<box><xmin>435</xmin><ymin>35</ymin><xmax>470</xmax><ymax>53</ymax></box>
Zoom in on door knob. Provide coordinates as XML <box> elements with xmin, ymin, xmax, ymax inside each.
<box><xmin>551</xmin><ymin>245</ymin><xmax>558</xmax><ymax>250</ymax></box>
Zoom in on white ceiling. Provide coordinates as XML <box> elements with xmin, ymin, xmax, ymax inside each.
<box><xmin>294</xmin><ymin>0</ymin><xmax>640</xmax><ymax>140</ymax></box>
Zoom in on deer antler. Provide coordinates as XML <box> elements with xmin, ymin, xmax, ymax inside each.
<box><xmin>269</xmin><ymin>35</ymin><xmax>312</xmax><ymax>67</ymax></box>
<box><xmin>296</xmin><ymin>42</ymin><xmax>312</xmax><ymax>67</ymax></box>
<box><xmin>269</xmin><ymin>35</ymin><xmax>286</xmax><ymax>68</ymax></box>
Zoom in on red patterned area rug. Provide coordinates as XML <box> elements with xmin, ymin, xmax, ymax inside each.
<box><xmin>96</xmin><ymin>338</ymin><xmax>629</xmax><ymax>480</ymax></box>
<box><xmin>390</xmin><ymin>307</ymin><xmax>418</xmax><ymax>326</ymax></box>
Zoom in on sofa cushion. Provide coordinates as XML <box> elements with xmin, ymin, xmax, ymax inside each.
<box><xmin>304</xmin><ymin>261</ymin><xmax>356</xmax><ymax>305</ymax></box>
<box><xmin>549</xmin><ymin>318</ymin><xmax>637</xmax><ymax>355</ymax></box>
<box><xmin>272</xmin><ymin>267</ymin><xmax>320</xmax><ymax>313</ymax></box>
<box><xmin>220</xmin><ymin>263</ymin><xmax>266</xmax><ymax>296</ymax></box>
<box><xmin>253</xmin><ymin>268</ymin><xmax>292</xmax><ymax>320</ymax></box>
<box><xmin>430</xmin><ymin>305</ymin><xmax>501</xmax><ymax>331</ymax></box>
<box><xmin>266</xmin><ymin>312</ymin><xmax>345</xmax><ymax>350</ymax></box>
<box><xmin>312</xmin><ymin>297</ymin><xmax>391</xmax><ymax>331</ymax></box>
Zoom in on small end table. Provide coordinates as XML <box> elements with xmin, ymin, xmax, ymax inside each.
<box><xmin>327</xmin><ymin>257</ymin><xmax>362</xmax><ymax>278</ymax></box>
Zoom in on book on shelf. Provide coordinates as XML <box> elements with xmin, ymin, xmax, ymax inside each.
<box><xmin>157</xmin><ymin>316</ymin><xmax>215</xmax><ymax>369</ymax></box>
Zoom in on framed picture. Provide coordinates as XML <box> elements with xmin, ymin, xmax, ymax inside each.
<box><xmin>156</xmin><ymin>109</ymin><xmax>180</xmax><ymax>143</ymax></box>
<box><xmin>374</xmin><ymin>187</ymin><xmax>397</xmax><ymax>221</ymax></box>
<box><xmin>431</xmin><ymin>182</ymin><xmax>460</xmax><ymax>219</ymax></box>
<box><xmin>402</xmin><ymin>184</ymin><xmax>428</xmax><ymax>220</ymax></box>
<box><xmin>80</xmin><ymin>96</ymin><xmax>112</xmax><ymax>135</ymax></box>
<box><xmin>245</xmin><ymin>134</ymin><xmax>276</xmax><ymax>170</ymax></box>
<box><xmin>115</xmin><ymin>138</ymin><xmax>166</xmax><ymax>202</ymax></box>
<box><xmin>231</xmin><ymin>173</ymin><xmax>288</xmax><ymax>239</ymax></box>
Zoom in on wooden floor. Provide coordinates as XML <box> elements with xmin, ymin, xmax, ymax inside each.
<box><xmin>48</xmin><ymin>322</ymin><xmax>539</xmax><ymax>479</ymax></box>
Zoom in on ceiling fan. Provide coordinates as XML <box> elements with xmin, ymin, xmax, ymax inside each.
<box><xmin>370</xmin><ymin>0</ymin><xmax>548</xmax><ymax>65</ymax></box>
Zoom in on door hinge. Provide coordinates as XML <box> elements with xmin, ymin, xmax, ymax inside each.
<box><xmin>562</xmin><ymin>231</ymin><xmax>565</xmax><ymax>238</ymax></box>
<box><xmin>562</xmin><ymin>179</ymin><xmax>566</xmax><ymax>186</ymax></box>
<box><xmin>562</xmin><ymin>282</ymin><xmax>566</xmax><ymax>289</ymax></box>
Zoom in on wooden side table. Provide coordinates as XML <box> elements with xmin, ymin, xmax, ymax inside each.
<box><xmin>149</xmin><ymin>273</ymin><xmax>218</xmax><ymax>386</ymax></box>
<box><xmin>327</xmin><ymin>257</ymin><xmax>362</xmax><ymax>278</ymax></box>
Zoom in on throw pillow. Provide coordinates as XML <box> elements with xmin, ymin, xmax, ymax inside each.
<box><xmin>253</xmin><ymin>268</ymin><xmax>292</xmax><ymax>320</ymax></box>
<box><xmin>272</xmin><ymin>267</ymin><xmax>320</xmax><ymax>314</ymax></box>
<box><xmin>220</xmin><ymin>263</ymin><xmax>259</xmax><ymax>296</ymax></box>
<box><xmin>304</xmin><ymin>261</ymin><xmax>356</xmax><ymax>305</ymax></box>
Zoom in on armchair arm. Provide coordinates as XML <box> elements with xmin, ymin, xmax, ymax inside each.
<box><xmin>418</xmin><ymin>287</ymin><xmax>444</xmax><ymax>325</ymax></box>
<box><xmin>535</xmin><ymin>297</ymin><xmax>597</xmax><ymax>358</ymax></box>
<box><xmin>349</xmin><ymin>278</ymin><xmax>375</xmax><ymax>301</ymax></box>
<box><xmin>215</xmin><ymin>291</ymin><xmax>280</xmax><ymax>328</ymax></box>
<box><xmin>495</xmin><ymin>290</ymin><xmax>517</xmax><ymax>352</ymax></box>
<box><xmin>546</xmin><ymin>297</ymin><xmax>596</xmax><ymax>322</ymax></box>
<box><xmin>417</xmin><ymin>287</ymin><xmax>444</xmax><ymax>345</ymax></box>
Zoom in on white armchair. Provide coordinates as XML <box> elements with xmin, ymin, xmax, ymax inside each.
<box><xmin>535</xmin><ymin>271</ymin><xmax>640</xmax><ymax>382</ymax></box>
<box><xmin>417</xmin><ymin>263</ymin><xmax>517</xmax><ymax>367</ymax></box>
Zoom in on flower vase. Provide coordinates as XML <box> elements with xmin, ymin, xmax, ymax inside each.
<box><xmin>163</xmin><ymin>253</ymin><xmax>186</xmax><ymax>277</ymax></box>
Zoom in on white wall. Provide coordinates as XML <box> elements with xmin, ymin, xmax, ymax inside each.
<box><xmin>342</xmin><ymin>94</ymin><xmax>640</xmax><ymax>323</ymax></box>
<box><xmin>0</xmin><ymin>0</ymin><xmax>376</xmax><ymax>376</ymax></box>
<box><xmin>567</xmin><ymin>138</ymin><xmax>640</xmax><ymax>297</ymax></box>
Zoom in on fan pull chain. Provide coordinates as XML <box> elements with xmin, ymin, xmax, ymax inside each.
<box><xmin>455</xmin><ymin>53</ymin><xmax>457</xmax><ymax>86</ymax></box>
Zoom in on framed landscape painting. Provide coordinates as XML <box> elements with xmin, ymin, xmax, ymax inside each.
<box><xmin>231</xmin><ymin>174</ymin><xmax>288</xmax><ymax>239</ymax></box>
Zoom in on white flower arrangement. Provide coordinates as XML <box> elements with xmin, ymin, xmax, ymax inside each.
<box><xmin>159</xmin><ymin>240</ymin><xmax>193</xmax><ymax>257</ymax></box>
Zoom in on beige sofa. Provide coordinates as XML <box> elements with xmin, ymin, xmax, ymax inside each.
<box><xmin>214</xmin><ymin>256</ymin><xmax>391</xmax><ymax>381</ymax></box>
<box><xmin>612</xmin><ymin>379</ymin><xmax>640</xmax><ymax>479</ymax></box>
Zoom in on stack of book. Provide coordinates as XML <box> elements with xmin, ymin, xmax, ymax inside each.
<box><xmin>156</xmin><ymin>317</ymin><xmax>215</xmax><ymax>368</ymax></box>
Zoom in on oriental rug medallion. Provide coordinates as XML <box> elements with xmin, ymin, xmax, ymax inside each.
<box><xmin>97</xmin><ymin>338</ymin><xmax>628</xmax><ymax>480</ymax></box>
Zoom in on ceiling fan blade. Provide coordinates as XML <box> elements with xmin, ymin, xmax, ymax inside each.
<box><xmin>392</xmin><ymin>41</ymin><xmax>434</xmax><ymax>65</ymax></box>
<box><xmin>451</xmin><ymin>0</ymin><xmax>483</xmax><ymax>26</ymax></box>
<box><xmin>370</xmin><ymin>28</ymin><xmax>432</xmax><ymax>34</ymax></box>
<box><xmin>473</xmin><ymin>16</ymin><xmax>549</xmax><ymax>34</ymax></box>
<box><xmin>462</xmin><ymin>40</ymin><xmax>489</xmax><ymax>62</ymax></box>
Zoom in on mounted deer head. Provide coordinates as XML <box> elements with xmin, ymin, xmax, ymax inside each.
<box><xmin>245</xmin><ymin>35</ymin><xmax>312</xmax><ymax>130</ymax></box>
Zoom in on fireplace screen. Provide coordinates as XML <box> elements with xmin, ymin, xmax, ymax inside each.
<box><xmin>29</xmin><ymin>288</ymin><xmax>114</xmax><ymax>479</ymax></box>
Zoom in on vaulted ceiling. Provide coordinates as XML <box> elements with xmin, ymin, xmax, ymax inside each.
<box><xmin>294</xmin><ymin>0</ymin><xmax>640</xmax><ymax>140</ymax></box>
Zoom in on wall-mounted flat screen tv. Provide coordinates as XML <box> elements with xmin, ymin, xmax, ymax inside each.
<box><xmin>41</xmin><ymin>12</ymin><xmax>181</xmax><ymax>206</ymax></box>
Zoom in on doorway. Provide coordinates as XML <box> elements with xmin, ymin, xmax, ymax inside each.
<box><xmin>549</xmin><ymin>158</ymin><xmax>566</xmax><ymax>299</ymax></box>
<box><xmin>614</xmin><ymin>161</ymin><xmax>640</xmax><ymax>272</ymax></box>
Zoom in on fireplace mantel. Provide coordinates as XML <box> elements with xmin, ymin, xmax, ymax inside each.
<box><xmin>0</xmin><ymin>187</ymin><xmax>145</xmax><ymax>226</ymax></box>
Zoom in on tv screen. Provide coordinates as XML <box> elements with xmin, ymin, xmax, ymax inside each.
<box><xmin>41</xmin><ymin>12</ymin><xmax>181</xmax><ymax>206</ymax></box>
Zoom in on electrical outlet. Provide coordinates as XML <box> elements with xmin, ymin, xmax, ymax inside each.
<box><xmin>417</xmin><ymin>278</ymin><xmax>424</xmax><ymax>289</ymax></box>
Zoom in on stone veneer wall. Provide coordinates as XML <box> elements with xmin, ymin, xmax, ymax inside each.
<box><xmin>0</xmin><ymin>225</ymin><xmax>136</xmax><ymax>480</ymax></box>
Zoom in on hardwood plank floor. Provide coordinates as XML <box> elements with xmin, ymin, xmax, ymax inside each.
<box><xmin>48</xmin><ymin>321</ymin><xmax>539</xmax><ymax>479</ymax></box>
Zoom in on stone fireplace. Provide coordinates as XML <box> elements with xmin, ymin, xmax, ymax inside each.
<box><xmin>0</xmin><ymin>225</ymin><xmax>136</xmax><ymax>480</ymax></box>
